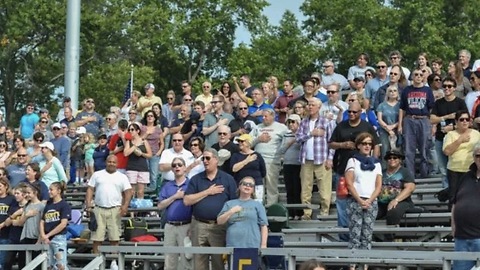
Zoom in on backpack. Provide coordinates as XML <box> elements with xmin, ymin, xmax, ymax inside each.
<box><xmin>124</xmin><ymin>217</ymin><xmax>148</xmax><ymax>241</ymax></box>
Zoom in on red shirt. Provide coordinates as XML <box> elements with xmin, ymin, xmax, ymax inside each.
<box><xmin>108</xmin><ymin>134</ymin><xmax>128</xmax><ymax>169</ymax></box>
<box><xmin>274</xmin><ymin>93</ymin><xmax>297</xmax><ymax>123</ymax></box>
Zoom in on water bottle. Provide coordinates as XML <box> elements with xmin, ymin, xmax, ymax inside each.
<box><xmin>440</xmin><ymin>117</ymin><xmax>446</xmax><ymax>133</ymax></box>
<box><xmin>110</xmin><ymin>260</ymin><xmax>119</xmax><ymax>270</ymax></box>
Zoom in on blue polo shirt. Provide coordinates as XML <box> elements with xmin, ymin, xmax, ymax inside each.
<box><xmin>185</xmin><ymin>170</ymin><xmax>237</xmax><ymax>220</ymax></box>
<box><xmin>159</xmin><ymin>178</ymin><xmax>192</xmax><ymax>222</ymax></box>
<box><xmin>399</xmin><ymin>85</ymin><xmax>435</xmax><ymax>116</ymax></box>
<box><xmin>248</xmin><ymin>103</ymin><xmax>274</xmax><ymax>123</ymax></box>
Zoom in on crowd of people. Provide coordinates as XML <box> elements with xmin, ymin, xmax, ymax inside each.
<box><xmin>0</xmin><ymin>48</ymin><xmax>479</xmax><ymax>269</ymax></box>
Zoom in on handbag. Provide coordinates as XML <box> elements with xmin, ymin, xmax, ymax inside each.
<box><xmin>435</xmin><ymin>187</ymin><xmax>450</xmax><ymax>202</ymax></box>
<box><xmin>336</xmin><ymin>176</ymin><xmax>348</xmax><ymax>199</ymax></box>
<box><xmin>124</xmin><ymin>217</ymin><xmax>148</xmax><ymax>241</ymax></box>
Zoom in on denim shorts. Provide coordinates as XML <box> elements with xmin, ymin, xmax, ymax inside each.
<box><xmin>48</xmin><ymin>234</ymin><xmax>68</xmax><ymax>270</ymax></box>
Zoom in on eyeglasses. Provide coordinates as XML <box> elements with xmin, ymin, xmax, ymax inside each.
<box><xmin>388</xmin><ymin>89</ymin><xmax>398</xmax><ymax>93</ymax></box>
<box><xmin>203</xmin><ymin>86</ymin><xmax>210</xmax><ymax>88</ymax></box>
<box><xmin>347</xmin><ymin>110</ymin><xmax>359</xmax><ymax>114</ymax></box>
<box><xmin>239</xmin><ymin>107</ymin><xmax>248</xmax><ymax>111</ymax></box>
<box><xmin>361</xmin><ymin>142</ymin><xmax>373</xmax><ymax>146</ymax></box>
<box><xmin>0</xmin><ymin>145</ymin><xmax>6</xmax><ymax>148</ymax></box>
<box><xmin>183</xmin><ymin>99</ymin><xmax>192</xmax><ymax>102</ymax></box>
<box><xmin>348</xmin><ymin>99</ymin><xmax>357</xmax><ymax>102</ymax></box>
<box><xmin>434</xmin><ymin>78</ymin><xmax>442</xmax><ymax>82</ymax></box>
<box><xmin>167</xmin><ymin>97</ymin><xmax>174</xmax><ymax>101</ymax></box>
<box><xmin>211</xmin><ymin>101</ymin><xmax>220</xmax><ymax>104</ymax></box>
<box><xmin>390</xmin><ymin>56</ymin><xmax>399</xmax><ymax>60</ymax></box>
<box><xmin>323</xmin><ymin>65</ymin><xmax>333</xmax><ymax>68</ymax></box>
<box><xmin>443</xmin><ymin>84</ymin><xmax>455</xmax><ymax>89</ymax></box>
<box><xmin>458</xmin><ymin>117</ymin><xmax>470</xmax><ymax>122</ymax></box>
<box><xmin>146</xmin><ymin>115</ymin><xmax>155</xmax><ymax>118</ymax></box>
<box><xmin>287</xmin><ymin>120</ymin><xmax>296</xmax><ymax>124</ymax></box>
<box><xmin>17</xmin><ymin>154</ymin><xmax>27</xmax><ymax>157</ymax></box>
<box><xmin>36</xmin><ymin>139</ymin><xmax>43</xmax><ymax>142</ymax></box>
<box><xmin>52</xmin><ymin>128</ymin><xmax>60</xmax><ymax>131</ymax></box>
<box><xmin>86</xmin><ymin>100</ymin><xmax>95</xmax><ymax>103</ymax></box>
<box><xmin>376</xmin><ymin>65</ymin><xmax>387</xmax><ymax>69</ymax></box>
<box><xmin>128</xmin><ymin>129</ymin><xmax>136</xmax><ymax>132</ymax></box>
<box><xmin>326</xmin><ymin>91</ymin><xmax>337</xmax><ymax>94</ymax></box>
<box><xmin>106</xmin><ymin>118</ymin><xmax>111</xmax><ymax>121</ymax></box>
<box><xmin>129</xmin><ymin>112</ymin><xmax>137</xmax><ymax>115</ymax></box>
<box><xmin>413</xmin><ymin>73</ymin><xmax>423</xmax><ymax>77</ymax></box>
<box><xmin>172</xmin><ymin>139</ymin><xmax>183</xmax><ymax>142</ymax></box>
<box><xmin>241</xmin><ymin>182</ymin><xmax>255</xmax><ymax>188</ymax></box>
<box><xmin>387</xmin><ymin>156</ymin><xmax>399</xmax><ymax>160</ymax></box>
<box><xmin>41</xmin><ymin>120</ymin><xmax>48</xmax><ymax>124</ymax></box>
<box><xmin>27</xmin><ymin>107</ymin><xmax>34</xmax><ymax>110</ymax></box>
<box><xmin>190</xmin><ymin>143</ymin><xmax>199</xmax><ymax>147</ymax></box>
<box><xmin>218</xmin><ymin>132</ymin><xmax>228</xmax><ymax>136</ymax></box>
<box><xmin>389</xmin><ymin>72</ymin><xmax>398</xmax><ymax>76</ymax></box>
<box><xmin>202</xmin><ymin>156</ymin><xmax>212</xmax><ymax>161</ymax></box>
<box><xmin>171</xmin><ymin>163</ymin><xmax>184</xmax><ymax>168</ymax></box>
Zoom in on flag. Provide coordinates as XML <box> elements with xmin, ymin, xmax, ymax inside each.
<box><xmin>122</xmin><ymin>78</ymin><xmax>132</xmax><ymax>104</ymax></box>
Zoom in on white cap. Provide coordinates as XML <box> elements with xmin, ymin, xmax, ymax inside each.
<box><xmin>76</xmin><ymin>126</ymin><xmax>86</xmax><ymax>134</ymax></box>
<box><xmin>52</xmin><ymin>123</ymin><xmax>62</xmax><ymax>129</ymax></box>
<box><xmin>39</xmin><ymin>141</ymin><xmax>54</xmax><ymax>151</ymax></box>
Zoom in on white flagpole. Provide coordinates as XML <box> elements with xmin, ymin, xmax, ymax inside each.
<box><xmin>130</xmin><ymin>65</ymin><xmax>134</xmax><ymax>98</ymax></box>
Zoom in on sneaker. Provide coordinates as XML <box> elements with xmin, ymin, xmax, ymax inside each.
<box><xmin>301</xmin><ymin>215</ymin><xmax>311</xmax><ymax>221</ymax></box>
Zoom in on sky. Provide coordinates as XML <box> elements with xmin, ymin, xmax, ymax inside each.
<box><xmin>234</xmin><ymin>0</ymin><xmax>306</xmax><ymax>46</ymax></box>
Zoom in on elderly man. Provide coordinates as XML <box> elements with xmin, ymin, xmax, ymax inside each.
<box><xmin>105</xmin><ymin>113</ymin><xmax>118</xmax><ymax>138</ymax></box>
<box><xmin>202</xmin><ymin>95</ymin><xmax>234</xmax><ymax>147</ymax></box>
<box><xmin>75</xmin><ymin>98</ymin><xmax>104</xmax><ymax>137</ymax></box>
<box><xmin>319</xmin><ymin>83</ymin><xmax>348</xmax><ymax>122</ymax></box>
<box><xmin>211</xmin><ymin>125</ymin><xmax>239</xmax><ymax>174</ymax></box>
<box><xmin>195</xmin><ymin>81</ymin><xmax>213</xmax><ymax>108</ymax></box>
<box><xmin>137</xmin><ymin>83</ymin><xmax>163</xmax><ymax>117</ymax></box>
<box><xmin>296</xmin><ymin>98</ymin><xmax>335</xmax><ymax>219</ymax></box>
<box><xmin>250</xmin><ymin>108</ymin><xmax>288</xmax><ymax>206</ymax></box>
<box><xmin>85</xmin><ymin>155</ymin><xmax>133</xmax><ymax>254</ymax></box>
<box><xmin>184</xmin><ymin>148</ymin><xmax>237</xmax><ymax>270</ymax></box>
<box><xmin>458</xmin><ymin>49</ymin><xmax>472</xmax><ymax>78</ymax></box>
<box><xmin>321</xmin><ymin>60</ymin><xmax>349</xmax><ymax>90</ymax></box>
<box><xmin>51</xmin><ymin>122</ymin><xmax>72</xmax><ymax>174</ymax></box>
<box><xmin>159</xmin><ymin>133</ymin><xmax>194</xmax><ymax>182</ymax></box>
<box><xmin>158</xmin><ymin>157</ymin><xmax>193</xmax><ymax>270</ymax></box>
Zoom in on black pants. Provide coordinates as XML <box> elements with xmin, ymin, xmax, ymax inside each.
<box><xmin>447</xmin><ymin>169</ymin><xmax>467</xmax><ymax>209</ymax></box>
<box><xmin>377</xmin><ymin>200</ymin><xmax>414</xmax><ymax>225</ymax></box>
<box><xmin>283</xmin><ymin>164</ymin><xmax>302</xmax><ymax>217</ymax></box>
<box><xmin>5</xmin><ymin>238</ymin><xmax>40</xmax><ymax>270</ymax></box>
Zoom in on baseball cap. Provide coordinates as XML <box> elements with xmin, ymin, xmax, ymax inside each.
<box><xmin>236</xmin><ymin>134</ymin><xmax>253</xmax><ymax>144</ymax></box>
<box><xmin>353</xmin><ymin>76</ymin><xmax>365</xmax><ymax>82</ymax></box>
<box><xmin>287</xmin><ymin>114</ymin><xmax>301</xmax><ymax>123</ymax></box>
<box><xmin>52</xmin><ymin>123</ymin><xmax>62</xmax><ymax>129</ymax></box>
<box><xmin>39</xmin><ymin>142</ymin><xmax>54</xmax><ymax>151</ymax></box>
<box><xmin>76</xmin><ymin>127</ymin><xmax>86</xmax><ymax>134</ymax></box>
<box><xmin>63</xmin><ymin>96</ymin><xmax>71</xmax><ymax>102</ymax></box>
<box><xmin>144</xmin><ymin>83</ymin><xmax>155</xmax><ymax>90</ymax></box>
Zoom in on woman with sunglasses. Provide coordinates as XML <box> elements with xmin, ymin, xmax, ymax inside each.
<box><xmin>0</xmin><ymin>140</ymin><xmax>11</xmax><ymax>168</ymax></box>
<box><xmin>140</xmin><ymin>110</ymin><xmax>163</xmax><ymax>191</ymax></box>
<box><xmin>124</xmin><ymin>123</ymin><xmax>152</xmax><ymax>199</ymax></box>
<box><xmin>35</xmin><ymin>117</ymin><xmax>54</xmax><ymax>141</ymax></box>
<box><xmin>364</xmin><ymin>69</ymin><xmax>376</xmax><ymax>83</ymax></box>
<box><xmin>377</xmin><ymin>150</ymin><xmax>415</xmax><ymax>227</ymax></box>
<box><xmin>345</xmin><ymin>132</ymin><xmax>382</xmax><ymax>270</ymax></box>
<box><xmin>443</xmin><ymin>110</ymin><xmax>480</xmax><ymax>203</ymax></box>
<box><xmin>4</xmin><ymin>135</ymin><xmax>26</xmax><ymax>166</ymax></box>
<box><xmin>27</xmin><ymin>132</ymin><xmax>45</xmax><ymax>160</ymax></box>
<box><xmin>230</xmin><ymin>134</ymin><xmax>266</xmax><ymax>203</ymax></box>
<box><xmin>186</xmin><ymin>137</ymin><xmax>205</xmax><ymax>179</ymax></box>
<box><xmin>38</xmin><ymin>142</ymin><xmax>68</xmax><ymax>188</ymax></box>
<box><xmin>217</xmin><ymin>176</ymin><xmax>268</xmax><ymax>249</ymax></box>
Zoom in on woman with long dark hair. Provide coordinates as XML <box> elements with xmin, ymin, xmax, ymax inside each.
<box><xmin>140</xmin><ymin>109</ymin><xmax>163</xmax><ymax>191</ymax></box>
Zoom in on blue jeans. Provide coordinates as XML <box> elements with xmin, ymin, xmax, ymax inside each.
<box><xmin>435</xmin><ymin>139</ymin><xmax>449</xmax><ymax>188</ymax></box>
<box><xmin>403</xmin><ymin>117</ymin><xmax>431</xmax><ymax>177</ymax></box>
<box><xmin>0</xmin><ymin>238</ymin><xmax>10</xmax><ymax>266</ymax></box>
<box><xmin>148</xmin><ymin>155</ymin><xmax>161</xmax><ymax>190</ymax></box>
<box><xmin>334</xmin><ymin>173</ymin><xmax>349</xmax><ymax>242</ymax></box>
<box><xmin>453</xmin><ymin>238</ymin><xmax>480</xmax><ymax>270</ymax></box>
<box><xmin>48</xmin><ymin>234</ymin><xmax>67</xmax><ymax>270</ymax></box>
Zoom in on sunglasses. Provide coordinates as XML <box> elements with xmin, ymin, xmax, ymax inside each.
<box><xmin>323</xmin><ymin>65</ymin><xmax>333</xmax><ymax>68</ymax></box>
<box><xmin>129</xmin><ymin>112</ymin><xmax>137</xmax><ymax>115</ymax></box>
<box><xmin>167</xmin><ymin>97</ymin><xmax>174</xmax><ymax>100</ymax></box>
<box><xmin>361</xmin><ymin>142</ymin><xmax>373</xmax><ymax>146</ymax></box>
<box><xmin>348</xmin><ymin>110</ymin><xmax>359</xmax><ymax>114</ymax></box>
<box><xmin>41</xmin><ymin>121</ymin><xmax>48</xmax><ymax>124</ymax></box>
<box><xmin>241</xmin><ymin>182</ymin><xmax>255</xmax><ymax>188</ymax></box>
<box><xmin>327</xmin><ymin>91</ymin><xmax>337</xmax><ymax>94</ymax></box>
<box><xmin>17</xmin><ymin>154</ymin><xmax>27</xmax><ymax>157</ymax></box>
<box><xmin>106</xmin><ymin>118</ymin><xmax>112</xmax><ymax>121</ymax></box>
<box><xmin>390</xmin><ymin>56</ymin><xmax>399</xmax><ymax>60</ymax></box>
<box><xmin>443</xmin><ymin>84</ymin><xmax>455</xmax><ymax>89</ymax></box>
<box><xmin>236</xmin><ymin>140</ymin><xmax>245</xmax><ymax>143</ymax></box>
<box><xmin>239</xmin><ymin>107</ymin><xmax>248</xmax><ymax>111</ymax></box>
<box><xmin>171</xmin><ymin>163</ymin><xmax>183</xmax><ymax>168</ymax></box>
<box><xmin>190</xmin><ymin>143</ymin><xmax>199</xmax><ymax>147</ymax></box>
<box><xmin>434</xmin><ymin>78</ymin><xmax>442</xmax><ymax>82</ymax></box>
<box><xmin>475</xmin><ymin>154</ymin><xmax>480</xmax><ymax>159</ymax></box>
<box><xmin>413</xmin><ymin>73</ymin><xmax>423</xmax><ymax>77</ymax></box>
<box><xmin>0</xmin><ymin>145</ymin><xmax>6</xmax><ymax>148</ymax></box>
<box><xmin>36</xmin><ymin>139</ymin><xmax>43</xmax><ymax>142</ymax></box>
<box><xmin>172</xmin><ymin>139</ymin><xmax>183</xmax><ymax>142</ymax></box>
<box><xmin>52</xmin><ymin>128</ymin><xmax>60</xmax><ymax>131</ymax></box>
<box><xmin>287</xmin><ymin>120</ymin><xmax>296</xmax><ymax>124</ymax></box>
<box><xmin>388</xmin><ymin>89</ymin><xmax>398</xmax><ymax>93</ymax></box>
<box><xmin>389</xmin><ymin>72</ymin><xmax>398</xmax><ymax>76</ymax></box>
<box><xmin>387</xmin><ymin>156</ymin><xmax>399</xmax><ymax>160</ymax></box>
<box><xmin>183</xmin><ymin>99</ymin><xmax>192</xmax><ymax>102</ymax></box>
<box><xmin>376</xmin><ymin>65</ymin><xmax>387</xmax><ymax>69</ymax></box>
<box><xmin>218</xmin><ymin>132</ymin><xmax>228</xmax><ymax>136</ymax></box>
<box><xmin>202</xmin><ymin>156</ymin><xmax>212</xmax><ymax>161</ymax></box>
<box><xmin>458</xmin><ymin>117</ymin><xmax>470</xmax><ymax>122</ymax></box>
<box><xmin>146</xmin><ymin>115</ymin><xmax>155</xmax><ymax>118</ymax></box>
<box><xmin>348</xmin><ymin>99</ymin><xmax>357</xmax><ymax>102</ymax></box>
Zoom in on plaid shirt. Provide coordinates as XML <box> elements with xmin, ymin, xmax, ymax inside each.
<box><xmin>296</xmin><ymin>114</ymin><xmax>336</xmax><ymax>164</ymax></box>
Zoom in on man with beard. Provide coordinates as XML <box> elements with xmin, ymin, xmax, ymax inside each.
<box><xmin>85</xmin><ymin>155</ymin><xmax>133</xmax><ymax>253</ymax></box>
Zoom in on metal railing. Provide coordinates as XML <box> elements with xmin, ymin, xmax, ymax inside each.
<box><xmin>0</xmin><ymin>244</ymin><xmax>49</xmax><ymax>270</ymax></box>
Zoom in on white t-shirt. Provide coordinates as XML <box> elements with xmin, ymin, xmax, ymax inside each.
<box><xmin>345</xmin><ymin>157</ymin><xmax>382</xmax><ymax>198</ymax></box>
<box><xmin>305</xmin><ymin>120</ymin><xmax>316</xmax><ymax>160</ymax></box>
<box><xmin>88</xmin><ymin>169</ymin><xmax>132</xmax><ymax>208</ymax></box>
<box><xmin>158</xmin><ymin>148</ymin><xmax>194</xmax><ymax>181</ymax></box>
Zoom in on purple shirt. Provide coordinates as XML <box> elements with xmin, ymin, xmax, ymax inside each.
<box><xmin>296</xmin><ymin>114</ymin><xmax>335</xmax><ymax>164</ymax></box>
<box><xmin>159</xmin><ymin>178</ymin><xmax>192</xmax><ymax>222</ymax></box>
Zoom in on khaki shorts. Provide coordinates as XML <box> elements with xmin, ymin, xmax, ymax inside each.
<box><xmin>90</xmin><ymin>206</ymin><xmax>122</xmax><ymax>241</ymax></box>
<box><xmin>126</xmin><ymin>171</ymin><xmax>150</xmax><ymax>184</ymax></box>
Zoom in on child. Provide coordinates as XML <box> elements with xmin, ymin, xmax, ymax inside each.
<box><xmin>40</xmin><ymin>182</ymin><xmax>71</xmax><ymax>270</ymax></box>
<box><xmin>83</xmin><ymin>133</ymin><xmax>97</xmax><ymax>181</ymax></box>
<box><xmin>4</xmin><ymin>183</ymin><xmax>28</xmax><ymax>270</ymax></box>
